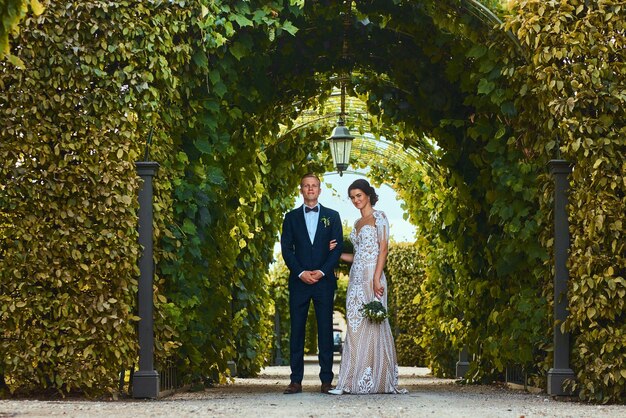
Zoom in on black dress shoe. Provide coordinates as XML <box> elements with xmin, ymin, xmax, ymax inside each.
<box><xmin>284</xmin><ymin>382</ymin><xmax>302</xmax><ymax>394</ymax></box>
<box><xmin>321</xmin><ymin>382</ymin><xmax>333</xmax><ymax>394</ymax></box>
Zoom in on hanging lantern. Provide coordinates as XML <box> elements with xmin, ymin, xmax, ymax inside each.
<box><xmin>328</xmin><ymin>118</ymin><xmax>354</xmax><ymax>176</ymax></box>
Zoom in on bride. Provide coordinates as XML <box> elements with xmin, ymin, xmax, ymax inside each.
<box><xmin>328</xmin><ymin>179</ymin><xmax>406</xmax><ymax>394</ymax></box>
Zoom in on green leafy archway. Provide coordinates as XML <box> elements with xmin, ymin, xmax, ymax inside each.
<box><xmin>1</xmin><ymin>0</ymin><xmax>624</xmax><ymax>403</ymax></box>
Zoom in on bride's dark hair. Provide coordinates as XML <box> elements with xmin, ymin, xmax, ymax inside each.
<box><xmin>348</xmin><ymin>179</ymin><xmax>379</xmax><ymax>206</ymax></box>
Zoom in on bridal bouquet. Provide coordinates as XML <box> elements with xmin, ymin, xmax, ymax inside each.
<box><xmin>360</xmin><ymin>300</ymin><xmax>388</xmax><ymax>323</ymax></box>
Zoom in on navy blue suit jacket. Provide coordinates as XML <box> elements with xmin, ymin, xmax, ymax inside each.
<box><xmin>280</xmin><ymin>204</ymin><xmax>343</xmax><ymax>287</ymax></box>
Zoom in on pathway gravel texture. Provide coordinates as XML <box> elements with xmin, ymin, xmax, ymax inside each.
<box><xmin>1</xmin><ymin>355</ymin><xmax>625</xmax><ymax>418</ymax></box>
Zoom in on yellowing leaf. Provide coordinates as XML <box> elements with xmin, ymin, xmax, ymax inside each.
<box><xmin>587</xmin><ymin>307</ymin><xmax>596</xmax><ymax>320</ymax></box>
<box><xmin>30</xmin><ymin>0</ymin><xmax>45</xmax><ymax>15</ymax></box>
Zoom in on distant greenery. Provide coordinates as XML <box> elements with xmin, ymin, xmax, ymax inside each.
<box><xmin>268</xmin><ymin>259</ymin><xmax>290</xmax><ymax>366</ymax></box>
<box><xmin>386</xmin><ymin>244</ymin><xmax>428</xmax><ymax>368</ymax></box>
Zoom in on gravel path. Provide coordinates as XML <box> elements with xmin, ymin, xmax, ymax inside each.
<box><xmin>1</xmin><ymin>356</ymin><xmax>625</xmax><ymax>417</ymax></box>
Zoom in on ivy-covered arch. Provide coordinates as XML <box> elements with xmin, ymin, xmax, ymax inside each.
<box><xmin>1</xmin><ymin>0</ymin><xmax>624</xmax><ymax>403</ymax></box>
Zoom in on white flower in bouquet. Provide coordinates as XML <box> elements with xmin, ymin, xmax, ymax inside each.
<box><xmin>360</xmin><ymin>300</ymin><xmax>388</xmax><ymax>324</ymax></box>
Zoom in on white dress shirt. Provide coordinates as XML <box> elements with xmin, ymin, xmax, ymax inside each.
<box><xmin>304</xmin><ymin>204</ymin><xmax>320</xmax><ymax>244</ymax></box>
<box><xmin>298</xmin><ymin>204</ymin><xmax>325</xmax><ymax>279</ymax></box>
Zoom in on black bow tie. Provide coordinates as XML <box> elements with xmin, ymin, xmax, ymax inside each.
<box><xmin>305</xmin><ymin>206</ymin><xmax>319</xmax><ymax>213</ymax></box>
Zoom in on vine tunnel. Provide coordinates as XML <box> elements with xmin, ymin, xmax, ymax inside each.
<box><xmin>149</xmin><ymin>0</ymin><xmax>561</xmax><ymax>397</ymax></box>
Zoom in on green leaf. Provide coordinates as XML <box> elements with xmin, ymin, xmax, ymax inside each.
<box><xmin>182</xmin><ymin>219</ymin><xmax>197</xmax><ymax>235</ymax></box>
<box><xmin>7</xmin><ymin>54</ymin><xmax>25</xmax><ymax>68</ymax></box>
<box><xmin>209</xmin><ymin>70</ymin><xmax>221</xmax><ymax>85</ymax></box>
<box><xmin>495</xmin><ymin>126</ymin><xmax>506</xmax><ymax>139</ymax></box>
<box><xmin>485</xmin><ymin>139</ymin><xmax>499</xmax><ymax>153</ymax></box>
<box><xmin>500</xmin><ymin>102</ymin><xmax>516</xmax><ymax>116</ymax></box>
<box><xmin>194</xmin><ymin>138</ymin><xmax>212</xmax><ymax>154</ymax></box>
<box><xmin>230</xmin><ymin>41</ymin><xmax>249</xmax><ymax>61</ymax></box>
<box><xmin>479</xmin><ymin>59</ymin><xmax>496</xmax><ymax>73</ymax></box>
<box><xmin>280</xmin><ymin>21</ymin><xmax>299</xmax><ymax>36</ymax></box>
<box><xmin>466</xmin><ymin>44</ymin><xmax>487</xmax><ymax>58</ymax></box>
<box><xmin>214</xmin><ymin>81</ymin><xmax>227</xmax><ymax>97</ymax></box>
<box><xmin>206</xmin><ymin>166</ymin><xmax>225</xmax><ymax>185</ymax></box>
<box><xmin>193</xmin><ymin>51</ymin><xmax>209</xmax><ymax>69</ymax></box>
<box><xmin>232</xmin><ymin>14</ymin><xmax>253</xmax><ymax>28</ymax></box>
<box><xmin>477</xmin><ymin>78</ymin><xmax>495</xmax><ymax>94</ymax></box>
<box><xmin>443</xmin><ymin>207</ymin><xmax>456</xmax><ymax>227</ymax></box>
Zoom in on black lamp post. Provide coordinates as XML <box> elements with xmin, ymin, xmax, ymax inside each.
<box><xmin>133</xmin><ymin>128</ymin><xmax>160</xmax><ymax>398</ymax></box>
<box><xmin>546</xmin><ymin>159</ymin><xmax>575</xmax><ymax>395</ymax></box>
<box><xmin>133</xmin><ymin>161</ymin><xmax>160</xmax><ymax>398</ymax></box>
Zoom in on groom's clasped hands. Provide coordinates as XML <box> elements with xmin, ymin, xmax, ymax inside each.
<box><xmin>300</xmin><ymin>270</ymin><xmax>324</xmax><ymax>284</ymax></box>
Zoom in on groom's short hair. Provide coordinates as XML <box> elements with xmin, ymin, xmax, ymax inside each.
<box><xmin>300</xmin><ymin>173</ymin><xmax>321</xmax><ymax>188</ymax></box>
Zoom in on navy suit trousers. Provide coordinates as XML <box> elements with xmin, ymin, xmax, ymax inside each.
<box><xmin>289</xmin><ymin>276</ymin><xmax>335</xmax><ymax>384</ymax></box>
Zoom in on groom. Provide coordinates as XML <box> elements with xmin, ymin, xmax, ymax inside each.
<box><xmin>280</xmin><ymin>173</ymin><xmax>343</xmax><ymax>394</ymax></box>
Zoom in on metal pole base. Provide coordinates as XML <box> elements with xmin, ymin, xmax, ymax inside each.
<box><xmin>227</xmin><ymin>360</ymin><xmax>238</xmax><ymax>377</ymax></box>
<box><xmin>456</xmin><ymin>361</ymin><xmax>470</xmax><ymax>378</ymax></box>
<box><xmin>547</xmin><ymin>368</ymin><xmax>575</xmax><ymax>396</ymax></box>
<box><xmin>132</xmin><ymin>370</ymin><xmax>160</xmax><ymax>398</ymax></box>
<box><xmin>456</xmin><ymin>347</ymin><xmax>470</xmax><ymax>378</ymax></box>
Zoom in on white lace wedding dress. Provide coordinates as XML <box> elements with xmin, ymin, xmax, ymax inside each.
<box><xmin>334</xmin><ymin>210</ymin><xmax>407</xmax><ymax>394</ymax></box>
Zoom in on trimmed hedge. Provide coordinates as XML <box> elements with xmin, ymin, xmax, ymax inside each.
<box><xmin>505</xmin><ymin>0</ymin><xmax>626</xmax><ymax>402</ymax></box>
<box><xmin>0</xmin><ymin>0</ymin><xmax>187</xmax><ymax>395</ymax></box>
<box><xmin>386</xmin><ymin>243</ymin><xmax>427</xmax><ymax>367</ymax></box>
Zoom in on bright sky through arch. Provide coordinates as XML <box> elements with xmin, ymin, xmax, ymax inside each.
<box><xmin>319</xmin><ymin>171</ymin><xmax>416</xmax><ymax>243</ymax></box>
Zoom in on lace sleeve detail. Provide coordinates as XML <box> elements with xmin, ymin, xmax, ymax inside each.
<box><xmin>373</xmin><ymin>210</ymin><xmax>389</xmax><ymax>245</ymax></box>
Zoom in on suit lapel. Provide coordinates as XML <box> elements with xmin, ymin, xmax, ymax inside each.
<box><xmin>312</xmin><ymin>204</ymin><xmax>324</xmax><ymax>246</ymax></box>
<box><xmin>296</xmin><ymin>205</ymin><xmax>309</xmax><ymax>242</ymax></box>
